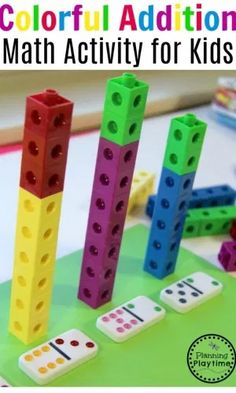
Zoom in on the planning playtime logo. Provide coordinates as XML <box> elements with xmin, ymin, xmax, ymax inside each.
<box><xmin>187</xmin><ymin>334</ymin><xmax>236</xmax><ymax>383</ymax></box>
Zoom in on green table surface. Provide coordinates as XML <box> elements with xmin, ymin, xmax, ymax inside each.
<box><xmin>0</xmin><ymin>224</ymin><xmax>236</xmax><ymax>387</ymax></box>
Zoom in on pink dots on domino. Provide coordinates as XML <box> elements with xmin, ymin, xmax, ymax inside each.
<box><xmin>116</xmin><ymin>318</ymin><xmax>124</xmax><ymax>324</ymax></box>
<box><xmin>116</xmin><ymin>327</ymin><xmax>125</xmax><ymax>333</ymax></box>
<box><xmin>130</xmin><ymin>319</ymin><xmax>138</xmax><ymax>325</ymax></box>
<box><xmin>102</xmin><ymin>316</ymin><xmax>110</xmax><ymax>322</ymax></box>
<box><xmin>109</xmin><ymin>313</ymin><xmax>117</xmax><ymax>318</ymax></box>
<box><xmin>124</xmin><ymin>323</ymin><xmax>132</xmax><ymax>330</ymax></box>
<box><xmin>116</xmin><ymin>309</ymin><xmax>123</xmax><ymax>315</ymax></box>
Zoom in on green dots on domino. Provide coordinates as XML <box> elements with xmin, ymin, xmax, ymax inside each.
<box><xmin>127</xmin><ymin>303</ymin><xmax>135</xmax><ymax>309</ymax></box>
<box><xmin>186</xmin><ymin>278</ymin><xmax>194</xmax><ymax>283</ymax></box>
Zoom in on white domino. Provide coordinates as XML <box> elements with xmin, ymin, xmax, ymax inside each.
<box><xmin>0</xmin><ymin>377</ymin><xmax>11</xmax><ymax>387</ymax></box>
<box><xmin>96</xmin><ymin>295</ymin><xmax>166</xmax><ymax>342</ymax></box>
<box><xmin>19</xmin><ymin>329</ymin><xmax>98</xmax><ymax>385</ymax></box>
<box><xmin>160</xmin><ymin>272</ymin><xmax>223</xmax><ymax>313</ymax></box>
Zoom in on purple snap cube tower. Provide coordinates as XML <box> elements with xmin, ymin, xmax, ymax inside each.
<box><xmin>78</xmin><ymin>73</ymin><xmax>149</xmax><ymax>308</ymax></box>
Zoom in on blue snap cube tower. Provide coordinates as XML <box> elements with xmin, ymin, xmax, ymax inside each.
<box><xmin>143</xmin><ymin>113</ymin><xmax>207</xmax><ymax>279</ymax></box>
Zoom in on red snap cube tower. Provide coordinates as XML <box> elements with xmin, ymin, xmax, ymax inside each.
<box><xmin>78</xmin><ymin>73</ymin><xmax>149</xmax><ymax>308</ymax></box>
<box><xmin>9</xmin><ymin>89</ymin><xmax>73</xmax><ymax>344</ymax></box>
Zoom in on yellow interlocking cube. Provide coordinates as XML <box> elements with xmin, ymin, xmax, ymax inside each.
<box><xmin>9</xmin><ymin>188</ymin><xmax>63</xmax><ymax>344</ymax></box>
<box><xmin>127</xmin><ymin>171</ymin><xmax>156</xmax><ymax>214</ymax></box>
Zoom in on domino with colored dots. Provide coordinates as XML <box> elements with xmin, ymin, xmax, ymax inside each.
<box><xmin>160</xmin><ymin>272</ymin><xmax>223</xmax><ymax>314</ymax></box>
<box><xmin>96</xmin><ymin>295</ymin><xmax>166</xmax><ymax>342</ymax></box>
<box><xmin>0</xmin><ymin>377</ymin><xmax>11</xmax><ymax>387</ymax></box>
<box><xmin>19</xmin><ymin>329</ymin><xmax>98</xmax><ymax>385</ymax></box>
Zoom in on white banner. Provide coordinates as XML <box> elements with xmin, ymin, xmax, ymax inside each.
<box><xmin>0</xmin><ymin>0</ymin><xmax>236</xmax><ymax>69</ymax></box>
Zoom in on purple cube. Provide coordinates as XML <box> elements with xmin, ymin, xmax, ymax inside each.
<box><xmin>218</xmin><ymin>241</ymin><xmax>236</xmax><ymax>271</ymax></box>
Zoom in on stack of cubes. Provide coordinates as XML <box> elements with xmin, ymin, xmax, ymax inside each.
<box><xmin>146</xmin><ymin>184</ymin><xmax>236</xmax><ymax>218</ymax></box>
<box><xmin>144</xmin><ymin>114</ymin><xmax>207</xmax><ymax>279</ymax></box>
<box><xmin>183</xmin><ymin>205</ymin><xmax>236</xmax><ymax>238</ymax></box>
<box><xmin>78</xmin><ymin>73</ymin><xmax>149</xmax><ymax>308</ymax></box>
<box><xmin>9</xmin><ymin>90</ymin><xmax>73</xmax><ymax>344</ymax></box>
<box><xmin>189</xmin><ymin>185</ymin><xmax>236</xmax><ymax>208</ymax></box>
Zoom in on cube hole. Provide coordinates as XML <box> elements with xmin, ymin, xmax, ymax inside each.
<box><xmin>222</xmin><ymin>222</ymin><xmax>230</xmax><ymax>230</ymax></box>
<box><xmin>14</xmin><ymin>321</ymin><xmax>22</xmax><ymax>331</ymax></box>
<box><xmin>186</xmin><ymin>225</ymin><xmax>194</xmax><ymax>233</ymax></box>
<box><xmin>183</xmin><ymin>179</ymin><xmax>191</xmax><ymax>189</ymax></box>
<box><xmin>124</xmin><ymin>150</ymin><xmax>133</xmax><ymax>162</ymax></box>
<box><xmin>175</xmin><ymin>222</ymin><xmax>181</xmax><ymax>231</ymax></box>
<box><xmin>157</xmin><ymin>220</ymin><xmax>166</xmax><ymax>230</ymax></box>
<box><xmin>129</xmin><ymin>123</ymin><xmax>137</xmax><ymax>135</ymax></box>
<box><xmin>179</xmin><ymin>201</ymin><xmax>186</xmax><ymax>210</ymax></box>
<box><xmin>41</xmin><ymin>253</ymin><xmax>50</xmax><ymax>265</ymax></box>
<box><xmin>86</xmin><ymin>267</ymin><xmax>95</xmax><ymax>278</ymax></box>
<box><xmin>17</xmin><ymin>276</ymin><xmax>26</xmax><ymax>287</ymax></box>
<box><xmin>93</xmin><ymin>223</ymin><xmax>102</xmax><ymax>234</ymax></box>
<box><xmin>100</xmin><ymin>174</ymin><xmax>110</xmax><ymax>186</ymax></box>
<box><xmin>112</xmin><ymin>224</ymin><xmax>120</xmax><ymax>236</ymax></box>
<box><xmin>188</xmin><ymin>156</ymin><xmax>195</xmax><ymax>167</ymax></box>
<box><xmin>192</xmin><ymin>133</ymin><xmax>200</xmax><ymax>143</ymax></box>
<box><xmin>16</xmin><ymin>299</ymin><xmax>24</xmax><ymax>309</ymax></box>
<box><xmin>153</xmin><ymin>240</ymin><xmax>161</xmax><ymax>250</ymax></box>
<box><xmin>20</xmin><ymin>252</ymin><xmax>29</xmax><ymax>264</ymax></box>
<box><xmin>108</xmin><ymin>121</ymin><xmax>118</xmax><ymax>134</ymax></box>
<box><xmin>22</xmin><ymin>226</ymin><xmax>32</xmax><ymax>239</ymax></box>
<box><xmin>48</xmin><ymin>174</ymin><xmax>60</xmax><ymax>188</ymax></box>
<box><xmin>222</xmin><ymin>186</ymin><xmax>229</xmax><ymax>191</ymax></box>
<box><xmin>28</xmin><ymin>141</ymin><xmax>39</xmax><ymax>156</ymax></box>
<box><xmin>89</xmin><ymin>246</ymin><xmax>98</xmax><ymax>256</ymax></box>
<box><xmin>108</xmin><ymin>247</ymin><xmax>116</xmax><ymax>258</ymax></box>
<box><xmin>120</xmin><ymin>176</ymin><xmax>129</xmax><ymax>188</ymax></box>
<box><xmin>220</xmin><ymin>210</ymin><xmax>227</xmax><ymax>215</ymax></box>
<box><xmin>161</xmin><ymin>199</ymin><xmax>170</xmax><ymax>209</ymax></box>
<box><xmin>26</xmin><ymin>171</ymin><xmax>37</xmax><ymax>185</ymax></box>
<box><xmin>96</xmin><ymin>198</ymin><xmax>105</xmax><ymax>210</ymax></box>
<box><xmin>149</xmin><ymin>260</ymin><xmax>158</xmax><ymax>269</ymax></box>
<box><xmin>101</xmin><ymin>290</ymin><xmax>109</xmax><ymax>299</ymax></box>
<box><xmin>170</xmin><ymin>154</ymin><xmax>178</xmax><ymax>165</ymax></box>
<box><xmin>33</xmin><ymin>323</ymin><xmax>42</xmax><ymax>333</ymax></box>
<box><xmin>54</xmin><ymin>114</ymin><xmax>65</xmax><ymax>128</ymax></box>
<box><xmin>166</xmin><ymin>262</ymin><xmax>173</xmax><ymax>271</ymax></box>
<box><xmin>83</xmin><ymin>288</ymin><xmax>91</xmax><ymax>298</ymax></box>
<box><xmin>104</xmin><ymin>269</ymin><xmax>112</xmax><ymax>280</ymax></box>
<box><xmin>38</xmin><ymin>278</ymin><xmax>47</xmax><ymax>289</ymax></box>
<box><xmin>133</xmin><ymin>95</ymin><xmax>141</xmax><ymax>107</ymax></box>
<box><xmin>174</xmin><ymin>129</ymin><xmax>182</xmax><ymax>141</ymax></box>
<box><xmin>31</xmin><ymin>110</ymin><xmax>42</xmax><ymax>125</ymax></box>
<box><xmin>165</xmin><ymin>176</ymin><xmax>174</xmax><ymax>187</ymax></box>
<box><xmin>24</xmin><ymin>199</ymin><xmax>34</xmax><ymax>212</ymax></box>
<box><xmin>46</xmin><ymin>202</ymin><xmax>56</xmax><ymax>214</ymax></box>
<box><xmin>36</xmin><ymin>301</ymin><xmax>44</xmax><ymax>312</ymax></box>
<box><xmin>51</xmin><ymin>144</ymin><xmax>63</xmax><ymax>159</ymax></box>
<box><xmin>116</xmin><ymin>201</ymin><xmax>124</xmax><ymax>212</ymax></box>
<box><xmin>43</xmin><ymin>229</ymin><xmax>53</xmax><ymax>240</ymax></box>
<box><xmin>112</xmin><ymin>92</ymin><xmax>122</xmax><ymax>106</ymax></box>
<box><xmin>103</xmin><ymin>148</ymin><xmax>113</xmax><ymax>160</ymax></box>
